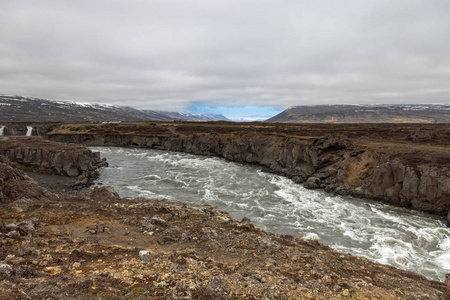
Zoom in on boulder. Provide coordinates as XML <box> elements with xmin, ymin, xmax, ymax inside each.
<box><xmin>90</xmin><ymin>186</ymin><xmax>120</xmax><ymax>199</ymax></box>
<box><xmin>139</xmin><ymin>250</ymin><xmax>150</xmax><ymax>261</ymax></box>
<box><xmin>304</xmin><ymin>177</ymin><xmax>321</xmax><ymax>189</ymax></box>
<box><xmin>151</xmin><ymin>216</ymin><xmax>168</xmax><ymax>227</ymax></box>
<box><xmin>0</xmin><ymin>264</ymin><xmax>13</xmax><ymax>277</ymax></box>
<box><xmin>12</xmin><ymin>198</ymin><xmax>34</xmax><ymax>212</ymax></box>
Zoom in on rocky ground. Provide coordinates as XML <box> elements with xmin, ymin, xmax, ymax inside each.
<box><xmin>1</xmin><ymin>128</ymin><xmax>450</xmax><ymax>299</ymax></box>
<box><xmin>1</xmin><ymin>185</ymin><xmax>449</xmax><ymax>300</ymax></box>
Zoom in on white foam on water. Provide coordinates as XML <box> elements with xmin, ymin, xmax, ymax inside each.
<box><xmin>342</xmin><ymin>228</ymin><xmax>366</xmax><ymax>243</ymax></box>
<box><xmin>130</xmin><ymin>152</ymin><xmax>148</xmax><ymax>158</ymax></box>
<box><xmin>0</xmin><ymin>126</ymin><xmax>4</xmax><ymax>136</ymax></box>
<box><xmin>91</xmin><ymin>146</ymin><xmax>450</xmax><ymax>282</ymax></box>
<box><xmin>234</xmin><ymin>202</ymin><xmax>250</xmax><ymax>209</ymax></box>
<box><xmin>144</xmin><ymin>174</ymin><xmax>161</xmax><ymax>180</ymax></box>
<box><xmin>305</xmin><ymin>232</ymin><xmax>320</xmax><ymax>240</ymax></box>
<box><xmin>244</xmin><ymin>165</ymin><xmax>450</xmax><ymax>281</ymax></box>
<box><xmin>434</xmin><ymin>238</ymin><xmax>450</xmax><ymax>269</ymax></box>
<box><xmin>202</xmin><ymin>188</ymin><xmax>218</xmax><ymax>202</ymax></box>
<box><xmin>159</xmin><ymin>178</ymin><xmax>187</xmax><ymax>187</ymax></box>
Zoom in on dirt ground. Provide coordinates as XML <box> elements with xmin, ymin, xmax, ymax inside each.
<box><xmin>1</xmin><ymin>183</ymin><xmax>449</xmax><ymax>299</ymax></box>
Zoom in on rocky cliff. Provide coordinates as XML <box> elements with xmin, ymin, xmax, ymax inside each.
<box><xmin>0</xmin><ymin>137</ymin><xmax>107</xmax><ymax>188</ymax></box>
<box><xmin>46</xmin><ymin>122</ymin><xmax>450</xmax><ymax>223</ymax></box>
<box><xmin>0</xmin><ymin>123</ymin><xmax>64</xmax><ymax>137</ymax></box>
<box><xmin>1</xmin><ymin>124</ymin><xmax>30</xmax><ymax>136</ymax></box>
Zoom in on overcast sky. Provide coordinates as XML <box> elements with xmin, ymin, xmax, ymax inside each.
<box><xmin>1</xmin><ymin>1</ymin><xmax>449</xmax><ymax>119</ymax></box>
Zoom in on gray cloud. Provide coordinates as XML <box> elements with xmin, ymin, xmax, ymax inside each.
<box><xmin>1</xmin><ymin>0</ymin><xmax>449</xmax><ymax>112</ymax></box>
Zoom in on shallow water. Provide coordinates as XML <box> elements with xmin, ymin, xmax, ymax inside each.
<box><xmin>92</xmin><ymin>146</ymin><xmax>450</xmax><ymax>282</ymax></box>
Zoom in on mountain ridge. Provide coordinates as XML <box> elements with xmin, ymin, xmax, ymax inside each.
<box><xmin>267</xmin><ymin>104</ymin><xmax>450</xmax><ymax>123</ymax></box>
<box><xmin>0</xmin><ymin>95</ymin><xmax>230</xmax><ymax>122</ymax></box>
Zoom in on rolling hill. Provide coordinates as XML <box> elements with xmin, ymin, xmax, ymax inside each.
<box><xmin>267</xmin><ymin>104</ymin><xmax>450</xmax><ymax>123</ymax></box>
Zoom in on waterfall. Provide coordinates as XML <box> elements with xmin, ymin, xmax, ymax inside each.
<box><xmin>0</xmin><ymin>126</ymin><xmax>4</xmax><ymax>136</ymax></box>
<box><xmin>26</xmin><ymin>126</ymin><xmax>32</xmax><ymax>136</ymax></box>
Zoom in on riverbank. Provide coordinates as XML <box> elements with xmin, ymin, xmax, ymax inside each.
<box><xmin>1</xmin><ymin>132</ymin><xmax>449</xmax><ymax>298</ymax></box>
<box><xmin>46</xmin><ymin>122</ymin><xmax>450</xmax><ymax>223</ymax></box>
<box><xmin>90</xmin><ymin>145</ymin><xmax>450</xmax><ymax>282</ymax></box>
<box><xmin>1</xmin><ymin>185</ymin><xmax>449</xmax><ymax>299</ymax></box>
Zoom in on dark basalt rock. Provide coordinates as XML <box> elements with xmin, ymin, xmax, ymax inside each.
<box><xmin>47</xmin><ymin>123</ymin><xmax>450</xmax><ymax>225</ymax></box>
<box><xmin>304</xmin><ymin>177</ymin><xmax>321</xmax><ymax>189</ymax></box>
<box><xmin>0</xmin><ymin>137</ymin><xmax>106</xmax><ymax>189</ymax></box>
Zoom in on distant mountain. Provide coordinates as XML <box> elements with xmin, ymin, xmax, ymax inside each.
<box><xmin>144</xmin><ymin>111</ymin><xmax>230</xmax><ymax>122</ymax></box>
<box><xmin>0</xmin><ymin>95</ymin><xmax>230</xmax><ymax>122</ymax></box>
<box><xmin>267</xmin><ymin>104</ymin><xmax>450</xmax><ymax>123</ymax></box>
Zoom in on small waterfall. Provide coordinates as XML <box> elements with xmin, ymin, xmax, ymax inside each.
<box><xmin>26</xmin><ymin>126</ymin><xmax>32</xmax><ymax>136</ymax></box>
<box><xmin>0</xmin><ymin>126</ymin><xmax>4</xmax><ymax>136</ymax></box>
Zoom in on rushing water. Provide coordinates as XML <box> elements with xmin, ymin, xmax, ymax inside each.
<box><xmin>0</xmin><ymin>126</ymin><xmax>4</xmax><ymax>136</ymax></box>
<box><xmin>26</xmin><ymin>126</ymin><xmax>32</xmax><ymax>136</ymax></box>
<box><xmin>91</xmin><ymin>146</ymin><xmax>450</xmax><ymax>282</ymax></box>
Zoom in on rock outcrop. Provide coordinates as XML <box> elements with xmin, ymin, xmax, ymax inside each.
<box><xmin>0</xmin><ymin>160</ymin><xmax>51</xmax><ymax>204</ymax></box>
<box><xmin>0</xmin><ymin>123</ymin><xmax>63</xmax><ymax>137</ymax></box>
<box><xmin>0</xmin><ymin>137</ymin><xmax>107</xmax><ymax>188</ymax></box>
<box><xmin>1</xmin><ymin>124</ymin><xmax>29</xmax><ymax>136</ymax></box>
<box><xmin>47</xmin><ymin>123</ymin><xmax>450</xmax><ymax>220</ymax></box>
<box><xmin>367</xmin><ymin>160</ymin><xmax>450</xmax><ymax>213</ymax></box>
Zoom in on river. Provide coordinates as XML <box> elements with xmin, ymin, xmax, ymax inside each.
<box><xmin>91</xmin><ymin>146</ymin><xmax>450</xmax><ymax>282</ymax></box>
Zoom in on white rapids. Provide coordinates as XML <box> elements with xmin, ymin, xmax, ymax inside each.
<box><xmin>91</xmin><ymin>146</ymin><xmax>450</xmax><ymax>282</ymax></box>
<box><xmin>0</xmin><ymin>126</ymin><xmax>4</xmax><ymax>136</ymax></box>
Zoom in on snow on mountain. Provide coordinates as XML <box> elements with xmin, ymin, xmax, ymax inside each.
<box><xmin>0</xmin><ymin>95</ymin><xmax>230</xmax><ymax>122</ymax></box>
<box><xmin>267</xmin><ymin>104</ymin><xmax>450</xmax><ymax>123</ymax></box>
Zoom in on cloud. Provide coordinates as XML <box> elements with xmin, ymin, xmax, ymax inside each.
<box><xmin>1</xmin><ymin>0</ymin><xmax>449</xmax><ymax>114</ymax></box>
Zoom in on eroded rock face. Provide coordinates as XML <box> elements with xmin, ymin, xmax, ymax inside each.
<box><xmin>366</xmin><ymin>161</ymin><xmax>450</xmax><ymax>214</ymax></box>
<box><xmin>0</xmin><ymin>137</ymin><xmax>106</xmax><ymax>188</ymax></box>
<box><xmin>47</xmin><ymin>129</ymin><xmax>450</xmax><ymax>219</ymax></box>
<box><xmin>1</xmin><ymin>125</ymin><xmax>29</xmax><ymax>136</ymax></box>
<box><xmin>1</xmin><ymin>123</ymin><xmax>68</xmax><ymax>138</ymax></box>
